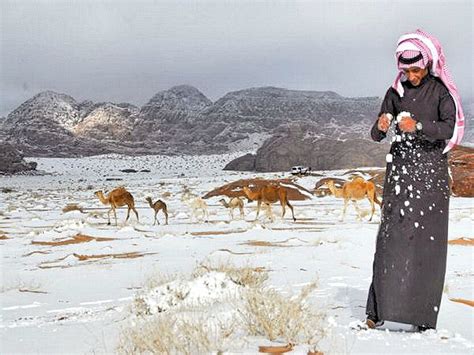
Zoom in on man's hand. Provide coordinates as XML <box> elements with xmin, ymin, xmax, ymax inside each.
<box><xmin>398</xmin><ymin>116</ymin><xmax>417</xmax><ymax>133</ymax></box>
<box><xmin>377</xmin><ymin>114</ymin><xmax>392</xmax><ymax>132</ymax></box>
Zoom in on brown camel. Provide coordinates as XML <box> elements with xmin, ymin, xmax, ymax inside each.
<box><xmin>325</xmin><ymin>178</ymin><xmax>381</xmax><ymax>221</ymax></box>
<box><xmin>145</xmin><ymin>197</ymin><xmax>168</xmax><ymax>225</ymax></box>
<box><xmin>242</xmin><ymin>185</ymin><xmax>295</xmax><ymax>222</ymax></box>
<box><xmin>94</xmin><ymin>187</ymin><xmax>139</xmax><ymax>226</ymax></box>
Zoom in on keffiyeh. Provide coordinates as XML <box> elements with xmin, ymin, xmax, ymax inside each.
<box><xmin>391</xmin><ymin>29</ymin><xmax>464</xmax><ymax>153</ymax></box>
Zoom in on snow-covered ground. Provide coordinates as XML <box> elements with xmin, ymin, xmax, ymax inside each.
<box><xmin>0</xmin><ymin>154</ymin><xmax>472</xmax><ymax>354</ymax></box>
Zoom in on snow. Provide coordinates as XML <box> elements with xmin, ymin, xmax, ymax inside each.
<box><xmin>0</xmin><ymin>154</ymin><xmax>472</xmax><ymax>354</ymax></box>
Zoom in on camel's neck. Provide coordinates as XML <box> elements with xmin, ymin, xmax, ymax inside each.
<box><xmin>96</xmin><ymin>192</ymin><xmax>110</xmax><ymax>205</ymax></box>
<box><xmin>147</xmin><ymin>199</ymin><xmax>154</xmax><ymax>208</ymax></box>
<box><xmin>328</xmin><ymin>184</ymin><xmax>341</xmax><ymax>197</ymax></box>
<box><xmin>220</xmin><ymin>201</ymin><xmax>229</xmax><ymax>208</ymax></box>
<box><xmin>244</xmin><ymin>189</ymin><xmax>259</xmax><ymax>201</ymax></box>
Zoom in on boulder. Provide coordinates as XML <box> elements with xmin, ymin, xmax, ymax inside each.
<box><xmin>0</xmin><ymin>141</ymin><xmax>37</xmax><ymax>174</ymax></box>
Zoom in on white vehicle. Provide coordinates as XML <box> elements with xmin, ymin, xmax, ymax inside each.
<box><xmin>291</xmin><ymin>166</ymin><xmax>310</xmax><ymax>175</ymax></box>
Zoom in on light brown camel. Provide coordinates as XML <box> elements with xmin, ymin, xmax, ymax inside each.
<box><xmin>219</xmin><ymin>197</ymin><xmax>245</xmax><ymax>220</ymax></box>
<box><xmin>94</xmin><ymin>187</ymin><xmax>139</xmax><ymax>226</ymax></box>
<box><xmin>325</xmin><ymin>178</ymin><xmax>381</xmax><ymax>221</ymax></box>
<box><xmin>145</xmin><ymin>197</ymin><xmax>168</xmax><ymax>225</ymax></box>
<box><xmin>242</xmin><ymin>185</ymin><xmax>295</xmax><ymax>222</ymax></box>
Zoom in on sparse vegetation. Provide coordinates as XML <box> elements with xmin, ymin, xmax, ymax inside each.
<box><xmin>62</xmin><ymin>203</ymin><xmax>84</xmax><ymax>213</ymax></box>
<box><xmin>119</xmin><ymin>261</ymin><xmax>325</xmax><ymax>353</ymax></box>
<box><xmin>241</xmin><ymin>282</ymin><xmax>325</xmax><ymax>346</ymax></box>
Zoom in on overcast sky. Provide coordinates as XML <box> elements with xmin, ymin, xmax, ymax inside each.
<box><xmin>1</xmin><ymin>0</ymin><xmax>472</xmax><ymax>116</ymax></box>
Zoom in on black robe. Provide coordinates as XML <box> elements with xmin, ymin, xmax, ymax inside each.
<box><xmin>366</xmin><ymin>74</ymin><xmax>456</xmax><ymax>328</ymax></box>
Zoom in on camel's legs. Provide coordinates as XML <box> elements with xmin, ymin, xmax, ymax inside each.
<box><xmin>112</xmin><ymin>207</ymin><xmax>118</xmax><ymax>226</ymax></box>
<box><xmin>286</xmin><ymin>200</ymin><xmax>296</xmax><ymax>222</ymax></box>
<box><xmin>265</xmin><ymin>203</ymin><xmax>274</xmax><ymax>222</ymax></box>
<box><xmin>164</xmin><ymin>210</ymin><xmax>168</xmax><ymax>225</ymax></box>
<box><xmin>230</xmin><ymin>208</ymin><xmax>234</xmax><ymax>220</ymax></box>
<box><xmin>107</xmin><ymin>208</ymin><xmax>112</xmax><ymax>225</ymax></box>
<box><xmin>351</xmin><ymin>200</ymin><xmax>363</xmax><ymax>220</ymax></box>
<box><xmin>280</xmin><ymin>199</ymin><xmax>286</xmax><ymax>219</ymax></box>
<box><xmin>154</xmin><ymin>210</ymin><xmax>159</xmax><ymax>225</ymax></box>
<box><xmin>239</xmin><ymin>205</ymin><xmax>244</xmax><ymax>219</ymax></box>
<box><xmin>126</xmin><ymin>208</ymin><xmax>131</xmax><ymax>223</ymax></box>
<box><xmin>341</xmin><ymin>199</ymin><xmax>349</xmax><ymax>221</ymax></box>
<box><xmin>132</xmin><ymin>207</ymin><xmax>139</xmax><ymax>222</ymax></box>
<box><xmin>255</xmin><ymin>200</ymin><xmax>262</xmax><ymax>220</ymax></box>
<box><xmin>368</xmin><ymin>197</ymin><xmax>375</xmax><ymax>221</ymax></box>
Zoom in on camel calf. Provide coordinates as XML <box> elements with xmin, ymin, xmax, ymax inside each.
<box><xmin>219</xmin><ymin>197</ymin><xmax>245</xmax><ymax>220</ymax></box>
<box><xmin>145</xmin><ymin>197</ymin><xmax>168</xmax><ymax>225</ymax></box>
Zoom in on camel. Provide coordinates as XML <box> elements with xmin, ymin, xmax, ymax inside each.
<box><xmin>94</xmin><ymin>187</ymin><xmax>139</xmax><ymax>226</ymax></box>
<box><xmin>145</xmin><ymin>197</ymin><xmax>168</xmax><ymax>225</ymax></box>
<box><xmin>182</xmin><ymin>192</ymin><xmax>209</xmax><ymax>222</ymax></box>
<box><xmin>219</xmin><ymin>197</ymin><xmax>245</xmax><ymax>220</ymax></box>
<box><xmin>242</xmin><ymin>185</ymin><xmax>295</xmax><ymax>222</ymax></box>
<box><xmin>324</xmin><ymin>178</ymin><xmax>381</xmax><ymax>221</ymax></box>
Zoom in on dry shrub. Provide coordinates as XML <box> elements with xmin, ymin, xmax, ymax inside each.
<box><xmin>62</xmin><ymin>203</ymin><xmax>84</xmax><ymax>213</ymax></box>
<box><xmin>118</xmin><ymin>313</ymin><xmax>239</xmax><ymax>354</ymax></box>
<box><xmin>192</xmin><ymin>259</ymin><xmax>268</xmax><ymax>289</ymax></box>
<box><xmin>119</xmin><ymin>262</ymin><xmax>325</xmax><ymax>353</ymax></box>
<box><xmin>162</xmin><ymin>191</ymin><xmax>172</xmax><ymax>198</ymax></box>
<box><xmin>241</xmin><ymin>282</ymin><xmax>325</xmax><ymax>347</ymax></box>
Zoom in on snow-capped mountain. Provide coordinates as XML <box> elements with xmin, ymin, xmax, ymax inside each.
<box><xmin>0</xmin><ymin>85</ymin><xmax>402</xmax><ymax>158</ymax></box>
<box><xmin>4</xmin><ymin>91</ymin><xmax>80</xmax><ymax>131</ymax></box>
<box><xmin>138</xmin><ymin>85</ymin><xmax>212</xmax><ymax>122</ymax></box>
<box><xmin>74</xmin><ymin>102</ymin><xmax>138</xmax><ymax>141</ymax></box>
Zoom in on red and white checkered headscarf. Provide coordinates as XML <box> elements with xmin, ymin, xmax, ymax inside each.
<box><xmin>392</xmin><ymin>29</ymin><xmax>464</xmax><ymax>153</ymax></box>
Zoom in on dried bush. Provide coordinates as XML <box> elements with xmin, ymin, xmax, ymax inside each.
<box><xmin>62</xmin><ymin>204</ymin><xmax>84</xmax><ymax>213</ymax></box>
<box><xmin>118</xmin><ymin>313</ymin><xmax>239</xmax><ymax>354</ymax></box>
<box><xmin>192</xmin><ymin>259</ymin><xmax>268</xmax><ymax>289</ymax></box>
<box><xmin>119</xmin><ymin>263</ymin><xmax>325</xmax><ymax>353</ymax></box>
<box><xmin>241</xmin><ymin>282</ymin><xmax>325</xmax><ymax>347</ymax></box>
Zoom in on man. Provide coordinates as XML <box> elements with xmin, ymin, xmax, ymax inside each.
<box><xmin>365</xmin><ymin>29</ymin><xmax>465</xmax><ymax>332</ymax></box>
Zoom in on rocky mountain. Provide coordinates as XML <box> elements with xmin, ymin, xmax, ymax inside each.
<box><xmin>74</xmin><ymin>102</ymin><xmax>138</xmax><ymax>142</ymax></box>
<box><xmin>0</xmin><ymin>91</ymin><xmax>95</xmax><ymax>156</ymax></box>
<box><xmin>3</xmin><ymin>85</ymin><xmax>470</xmax><ymax>159</ymax></box>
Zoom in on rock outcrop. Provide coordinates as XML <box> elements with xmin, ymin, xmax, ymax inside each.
<box><xmin>0</xmin><ymin>141</ymin><xmax>37</xmax><ymax>174</ymax></box>
<box><xmin>226</xmin><ymin>123</ymin><xmax>389</xmax><ymax>172</ymax></box>
<box><xmin>449</xmin><ymin>145</ymin><xmax>474</xmax><ymax>197</ymax></box>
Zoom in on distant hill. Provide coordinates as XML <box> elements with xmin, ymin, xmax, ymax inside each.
<box><xmin>1</xmin><ymin>86</ymin><xmax>471</xmax><ymax>158</ymax></box>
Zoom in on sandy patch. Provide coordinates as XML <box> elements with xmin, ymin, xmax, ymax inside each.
<box><xmin>240</xmin><ymin>240</ymin><xmax>297</xmax><ymax>248</ymax></box>
<box><xmin>449</xmin><ymin>298</ymin><xmax>474</xmax><ymax>307</ymax></box>
<box><xmin>72</xmin><ymin>251</ymin><xmax>153</xmax><ymax>261</ymax></box>
<box><xmin>448</xmin><ymin>238</ymin><xmax>474</xmax><ymax>246</ymax></box>
<box><xmin>32</xmin><ymin>233</ymin><xmax>116</xmax><ymax>246</ymax></box>
<box><xmin>23</xmin><ymin>250</ymin><xmax>51</xmax><ymax>257</ymax></box>
<box><xmin>216</xmin><ymin>248</ymin><xmax>255</xmax><ymax>255</ymax></box>
<box><xmin>0</xmin><ymin>234</ymin><xmax>9</xmax><ymax>239</ymax></box>
<box><xmin>190</xmin><ymin>229</ymin><xmax>247</xmax><ymax>236</ymax></box>
<box><xmin>258</xmin><ymin>343</ymin><xmax>293</xmax><ymax>353</ymax></box>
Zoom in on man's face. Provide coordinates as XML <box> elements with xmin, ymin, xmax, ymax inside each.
<box><xmin>403</xmin><ymin>66</ymin><xmax>428</xmax><ymax>86</ymax></box>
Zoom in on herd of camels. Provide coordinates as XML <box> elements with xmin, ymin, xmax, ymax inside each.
<box><xmin>93</xmin><ymin>177</ymin><xmax>381</xmax><ymax>226</ymax></box>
